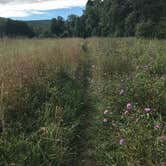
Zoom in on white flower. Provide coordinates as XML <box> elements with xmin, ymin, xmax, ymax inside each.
<box><xmin>104</xmin><ymin>109</ymin><xmax>109</xmax><ymax>114</ymax></box>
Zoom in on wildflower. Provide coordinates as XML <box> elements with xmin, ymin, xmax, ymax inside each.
<box><xmin>112</xmin><ymin>120</ymin><xmax>116</xmax><ymax>126</ymax></box>
<box><xmin>144</xmin><ymin>108</ymin><xmax>151</xmax><ymax>113</ymax></box>
<box><xmin>160</xmin><ymin>76</ymin><xmax>164</xmax><ymax>80</ymax></box>
<box><xmin>38</xmin><ymin>127</ymin><xmax>48</xmax><ymax>135</ymax></box>
<box><xmin>154</xmin><ymin>124</ymin><xmax>160</xmax><ymax>129</ymax></box>
<box><xmin>103</xmin><ymin>118</ymin><xmax>108</xmax><ymax>123</ymax></box>
<box><xmin>124</xmin><ymin>110</ymin><xmax>129</xmax><ymax>115</ymax></box>
<box><xmin>127</xmin><ymin>103</ymin><xmax>132</xmax><ymax>110</ymax></box>
<box><xmin>104</xmin><ymin>110</ymin><xmax>109</xmax><ymax>115</ymax></box>
<box><xmin>135</xmin><ymin>118</ymin><xmax>139</xmax><ymax>123</ymax></box>
<box><xmin>159</xmin><ymin>136</ymin><xmax>166</xmax><ymax>141</ymax></box>
<box><xmin>119</xmin><ymin>138</ymin><xmax>125</xmax><ymax>145</ymax></box>
<box><xmin>91</xmin><ymin>65</ymin><xmax>95</xmax><ymax>68</ymax></box>
<box><xmin>119</xmin><ymin>89</ymin><xmax>124</xmax><ymax>95</ymax></box>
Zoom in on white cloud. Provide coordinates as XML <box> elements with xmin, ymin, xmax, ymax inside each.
<box><xmin>0</xmin><ymin>0</ymin><xmax>87</xmax><ymax>18</ymax></box>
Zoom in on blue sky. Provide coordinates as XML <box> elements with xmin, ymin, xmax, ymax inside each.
<box><xmin>12</xmin><ymin>7</ymin><xmax>84</xmax><ymax>20</ymax></box>
<box><xmin>0</xmin><ymin>0</ymin><xmax>87</xmax><ymax>20</ymax></box>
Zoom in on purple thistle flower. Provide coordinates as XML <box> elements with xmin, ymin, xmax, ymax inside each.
<box><xmin>159</xmin><ymin>136</ymin><xmax>166</xmax><ymax>141</ymax></box>
<box><xmin>144</xmin><ymin>108</ymin><xmax>151</xmax><ymax>113</ymax></box>
<box><xmin>119</xmin><ymin>138</ymin><xmax>125</xmax><ymax>145</ymax></box>
<box><xmin>127</xmin><ymin>103</ymin><xmax>132</xmax><ymax>110</ymax></box>
<box><xmin>154</xmin><ymin>124</ymin><xmax>160</xmax><ymax>129</ymax></box>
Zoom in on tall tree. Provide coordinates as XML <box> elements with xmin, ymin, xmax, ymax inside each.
<box><xmin>50</xmin><ymin>16</ymin><xmax>66</xmax><ymax>37</ymax></box>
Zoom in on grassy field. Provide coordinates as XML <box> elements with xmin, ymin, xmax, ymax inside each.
<box><xmin>0</xmin><ymin>38</ymin><xmax>165</xmax><ymax>166</ymax></box>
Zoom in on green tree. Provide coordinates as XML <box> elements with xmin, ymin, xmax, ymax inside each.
<box><xmin>5</xmin><ymin>19</ymin><xmax>35</xmax><ymax>37</ymax></box>
<box><xmin>50</xmin><ymin>16</ymin><xmax>66</xmax><ymax>37</ymax></box>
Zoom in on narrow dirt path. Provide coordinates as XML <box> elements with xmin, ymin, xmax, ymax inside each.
<box><xmin>75</xmin><ymin>103</ymin><xmax>96</xmax><ymax>166</ymax></box>
<box><xmin>73</xmin><ymin>41</ymin><xmax>97</xmax><ymax>166</ymax></box>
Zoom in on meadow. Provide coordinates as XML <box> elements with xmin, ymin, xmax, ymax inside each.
<box><xmin>0</xmin><ymin>38</ymin><xmax>165</xmax><ymax>166</ymax></box>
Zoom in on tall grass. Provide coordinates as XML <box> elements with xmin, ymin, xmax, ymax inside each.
<box><xmin>0</xmin><ymin>38</ymin><xmax>87</xmax><ymax>165</ymax></box>
<box><xmin>88</xmin><ymin>38</ymin><xmax>166</xmax><ymax>166</ymax></box>
<box><xmin>0</xmin><ymin>38</ymin><xmax>165</xmax><ymax>165</ymax></box>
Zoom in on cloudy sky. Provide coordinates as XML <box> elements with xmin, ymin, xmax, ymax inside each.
<box><xmin>0</xmin><ymin>0</ymin><xmax>88</xmax><ymax>20</ymax></box>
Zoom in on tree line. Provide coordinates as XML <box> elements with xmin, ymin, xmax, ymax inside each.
<box><xmin>0</xmin><ymin>0</ymin><xmax>166</xmax><ymax>38</ymax></box>
<box><xmin>0</xmin><ymin>18</ymin><xmax>35</xmax><ymax>38</ymax></box>
<box><xmin>49</xmin><ymin>0</ymin><xmax>166</xmax><ymax>38</ymax></box>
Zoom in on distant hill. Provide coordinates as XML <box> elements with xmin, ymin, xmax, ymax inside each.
<box><xmin>25</xmin><ymin>20</ymin><xmax>51</xmax><ymax>36</ymax></box>
<box><xmin>26</xmin><ymin>20</ymin><xmax>51</xmax><ymax>31</ymax></box>
<box><xmin>0</xmin><ymin>18</ymin><xmax>51</xmax><ymax>37</ymax></box>
<box><xmin>0</xmin><ymin>18</ymin><xmax>51</xmax><ymax>29</ymax></box>
<box><xmin>0</xmin><ymin>17</ymin><xmax>35</xmax><ymax>37</ymax></box>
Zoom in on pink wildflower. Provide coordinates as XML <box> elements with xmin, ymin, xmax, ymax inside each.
<box><xmin>144</xmin><ymin>108</ymin><xmax>151</xmax><ymax>113</ymax></box>
<box><xmin>119</xmin><ymin>138</ymin><xmax>125</xmax><ymax>145</ymax></box>
<box><xmin>159</xmin><ymin>136</ymin><xmax>166</xmax><ymax>141</ymax></box>
<box><xmin>127</xmin><ymin>103</ymin><xmax>132</xmax><ymax>110</ymax></box>
<box><xmin>154</xmin><ymin>124</ymin><xmax>160</xmax><ymax>129</ymax></box>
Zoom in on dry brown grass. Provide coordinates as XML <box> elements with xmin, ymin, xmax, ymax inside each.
<box><xmin>0</xmin><ymin>38</ymin><xmax>84</xmax><ymax>95</ymax></box>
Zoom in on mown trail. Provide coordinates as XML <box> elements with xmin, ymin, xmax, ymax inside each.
<box><xmin>72</xmin><ymin>42</ymin><xmax>96</xmax><ymax>166</ymax></box>
<box><xmin>74</xmin><ymin>103</ymin><xmax>96</xmax><ymax>166</ymax></box>
<box><xmin>49</xmin><ymin>41</ymin><xmax>96</xmax><ymax>166</ymax></box>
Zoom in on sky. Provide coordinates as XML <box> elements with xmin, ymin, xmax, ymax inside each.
<box><xmin>0</xmin><ymin>0</ymin><xmax>88</xmax><ymax>20</ymax></box>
